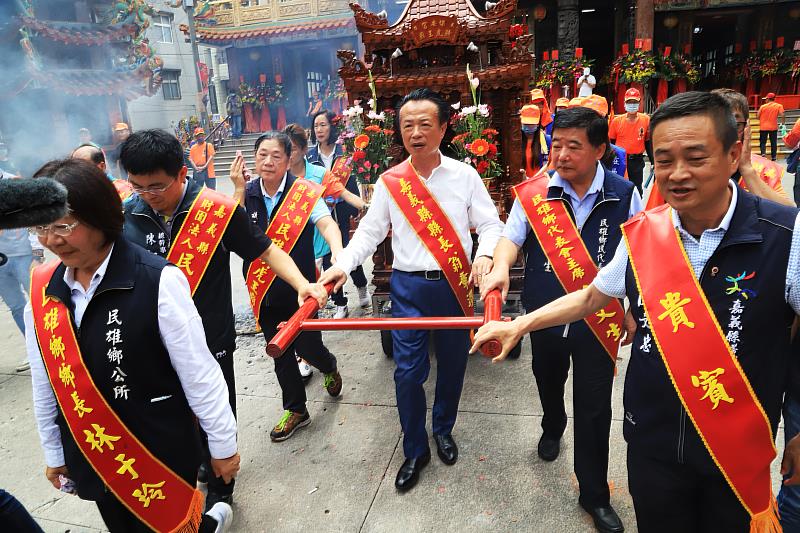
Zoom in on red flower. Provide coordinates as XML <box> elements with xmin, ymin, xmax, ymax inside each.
<box><xmin>365</xmin><ymin>125</ymin><xmax>381</xmax><ymax>133</ymax></box>
<box><xmin>482</xmin><ymin>128</ymin><xmax>498</xmax><ymax>137</ymax></box>
<box><xmin>383</xmin><ymin>129</ymin><xmax>394</xmax><ymax>136</ymax></box>
<box><xmin>354</xmin><ymin>134</ymin><xmax>370</xmax><ymax>149</ymax></box>
<box><xmin>476</xmin><ymin>160</ymin><xmax>489</xmax><ymax>174</ymax></box>
<box><xmin>487</xmin><ymin>143</ymin><xmax>497</xmax><ymax>158</ymax></box>
<box><xmin>352</xmin><ymin>150</ymin><xmax>367</xmax><ymax>161</ymax></box>
<box><xmin>365</xmin><ymin>161</ymin><xmax>372</xmax><ymax>169</ymax></box>
<box><xmin>468</xmin><ymin>138</ymin><xmax>490</xmax><ymax>157</ymax></box>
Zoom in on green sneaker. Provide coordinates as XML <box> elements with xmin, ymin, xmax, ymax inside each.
<box><xmin>323</xmin><ymin>370</ymin><xmax>343</xmax><ymax>397</ymax></box>
<box><xmin>269</xmin><ymin>410</ymin><xmax>310</xmax><ymax>442</ymax></box>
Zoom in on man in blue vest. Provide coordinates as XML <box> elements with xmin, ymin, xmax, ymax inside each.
<box><xmin>474</xmin><ymin>91</ymin><xmax>800</xmax><ymax>532</ymax></box>
<box><xmin>120</xmin><ymin>129</ymin><xmax>327</xmax><ymax>511</ymax></box>
<box><xmin>482</xmin><ymin>107</ymin><xmax>641</xmax><ymax>533</ymax></box>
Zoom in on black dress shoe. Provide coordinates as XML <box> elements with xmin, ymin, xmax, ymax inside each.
<box><xmin>197</xmin><ymin>462</ymin><xmax>209</xmax><ymax>484</ymax></box>
<box><xmin>537</xmin><ymin>433</ymin><xmax>561</xmax><ymax>462</ymax></box>
<box><xmin>395</xmin><ymin>451</ymin><xmax>431</xmax><ymax>492</ymax></box>
<box><xmin>433</xmin><ymin>434</ymin><xmax>458</xmax><ymax>465</ymax></box>
<box><xmin>581</xmin><ymin>503</ymin><xmax>624</xmax><ymax>533</ymax></box>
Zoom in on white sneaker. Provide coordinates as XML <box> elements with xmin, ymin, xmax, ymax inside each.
<box><xmin>206</xmin><ymin>501</ymin><xmax>233</xmax><ymax>533</ymax></box>
<box><xmin>297</xmin><ymin>357</ymin><xmax>313</xmax><ymax>380</ymax></box>
<box><xmin>357</xmin><ymin>286</ymin><xmax>371</xmax><ymax>308</ymax></box>
<box><xmin>15</xmin><ymin>360</ymin><xmax>30</xmax><ymax>372</ymax></box>
<box><xmin>334</xmin><ymin>305</ymin><xmax>349</xmax><ymax>319</ymax></box>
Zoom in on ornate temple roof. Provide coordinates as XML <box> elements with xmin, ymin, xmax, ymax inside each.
<box><xmin>351</xmin><ymin>0</ymin><xmax>516</xmax><ymax>52</ymax></box>
<box><xmin>20</xmin><ymin>17</ymin><xmax>137</xmax><ymax>46</ymax></box>
<box><xmin>194</xmin><ymin>15</ymin><xmax>354</xmax><ymax>43</ymax></box>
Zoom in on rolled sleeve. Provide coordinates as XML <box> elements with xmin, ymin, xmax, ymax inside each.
<box><xmin>502</xmin><ymin>200</ymin><xmax>531</xmax><ymax>247</ymax></box>
<box><xmin>334</xmin><ymin>178</ymin><xmax>391</xmax><ymax>275</ymax></box>
<box><xmin>27</xmin><ymin>303</ymin><xmax>65</xmax><ymax>468</ymax></box>
<box><xmin>592</xmin><ymin>239</ymin><xmax>629</xmax><ymax>299</ymax></box>
<box><xmin>468</xmin><ymin>171</ymin><xmax>504</xmax><ymax>258</ymax></box>
<box><xmin>629</xmin><ymin>188</ymin><xmax>644</xmax><ymax>218</ymax></box>
<box><xmin>157</xmin><ymin>266</ymin><xmax>238</xmax><ymax>459</ymax></box>
<box><xmin>309</xmin><ymin>197</ymin><xmax>332</xmax><ymax>225</ymax></box>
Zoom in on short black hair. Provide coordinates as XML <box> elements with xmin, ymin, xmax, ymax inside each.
<box><xmin>72</xmin><ymin>143</ymin><xmax>105</xmax><ymax>165</ymax></box>
<box><xmin>32</xmin><ymin>158</ymin><xmax>122</xmax><ymax>244</ymax></box>
<box><xmin>254</xmin><ymin>131</ymin><xmax>292</xmax><ymax>157</ymax></box>
<box><xmin>650</xmin><ymin>91</ymin><xmax>738</xmax><ymax>151</ymax></box>
<box><xmin>310</xmin><ymin>109</ymin><xmax>339</xmax><ymax>145</ymax></box>
<box><xmin>119</xmin><ymin>129</ymin><xmax>184</xmax><ymax>177</ymax></box>
<box><xmin>396</xmin><ymin>88</ymin><xmax>451</xmax><ymax>127</ymax></box>
<box><xmin>283</xmin><ymin>123</ymin><xmax>308</xmax><ymax>152</ymax></box>
<box><xmin>552</xmin><ymin>107</ymin><xmax>609</xmax><ymax>150</ymax></box>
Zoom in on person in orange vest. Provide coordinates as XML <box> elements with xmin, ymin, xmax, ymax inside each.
<box><xmin>531</xmin><ymin>88</ymin><xmax>555</xmax><ymax>136</ymax></box>
<box><xmin>520</xmin><ymin>104</ymin><xmax>550</xmax><ymax>178</ymax></box>
<box><xmin>609</xmin><ymin>88</ymin><xmax>652</xmax><ymax>195</ymax></box>
<box><xmin>757</xmin><ymin>92</ymin><xmax>785</xmax><ymax>161</ymax></box>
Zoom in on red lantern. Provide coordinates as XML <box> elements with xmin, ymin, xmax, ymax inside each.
<box><xmin>575</xmin><ymin>48</ymin><xmax>583</xmax><ymax>58</ymax></box>
<box><xmin>533</xmin><ymin>4</ymin><xmax>547</xmax><ymax>22</ymax></box>
<box><xmin>552</xmin><ymin>50</ymin><xmax>559</xmax><ymax>60</ymax></box>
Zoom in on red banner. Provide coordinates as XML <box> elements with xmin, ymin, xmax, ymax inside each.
<box><xmin>246</xmin><ymin>179</ymin><xmax>322</xmax><ymax>323</ymax></box>
<box><xmin>167</xmin><ymin>188</ymin><xmax>237</xmax><ymax>296</ymax></box>
<box><xmin>383</xmin><ymin>160</ymin><xmax>474</xmax><ymax>315</ymax></box>
<box><xmin>31</xmin><ymin>262</ymin><xmax>204</xmax><ymax>532</ymax></box>
<box><xmin>623</xmin><ymin>206</ymin><xmax>780</xmax><ymax>531</ymax></box>
<box><xmin>513</xmin><ymin>174</ymin><xmax>624</xmax><ymax>362</ymax></box>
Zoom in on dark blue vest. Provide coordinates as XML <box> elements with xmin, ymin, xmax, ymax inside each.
<box><xmin>623</xmin><ymin>189</ymin><xmax>797</xmax><ymax>474</ymax></box>
<box><xmin>243</xmin><ymin>173</ymin><xmax>316</xmax><ymax>314</ymax></box>
<box><xmin>308</xmin><ymin>144</ymin><xmax>360</xmax><ymax>221</ymax></box>
<box><xmin>521</xmin><ymin>168</ymin><xmax>635</xmax><ymax>341</ymax></box>
<box><xmin>123</xmin><ymin>180</ymin><xmax>236</xmax><ymax>354</ymax></box>
<box><xmin>45</xmin><ymin>239</ymin><xmax>201</xmax><ymax>501</ymax></box>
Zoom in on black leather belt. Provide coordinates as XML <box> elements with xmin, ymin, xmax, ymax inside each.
<box><xmin>406</xmin><ymin>270</ymin><xmax>443</xmax><ymax>281</ymax></box>
<box><xmin>627</xmin><ymin>153</ymin><xmax>645</xmax><ymax>159</ymax></box>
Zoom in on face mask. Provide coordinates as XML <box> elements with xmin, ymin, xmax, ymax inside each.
<box><xmin>583</xmin><ymin>68</ymin><xmax>590</xmax><ymax>76</ymax></box>
<box><xmin>625</xmin><ymin>103</ymin><xmax>640</xmax><ymax>113</ymax></box>
<box><xmin>522</xmin><ymin>125</ymin><xmax>539</xmax><ymax>135</ymax></box>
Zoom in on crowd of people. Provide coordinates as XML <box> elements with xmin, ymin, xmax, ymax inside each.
<box><xmin>1</xmin><ymin>84</ymin><xmax>800</xmax><ymax>533</ymax></box>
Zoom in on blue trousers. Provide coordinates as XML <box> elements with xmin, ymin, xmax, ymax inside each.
<box><xmin>390</xmin><ymin>271</ymin><xmax>469</xmax><ymax>459</ymax></box>
<box><xmin>230</xmin><ymin>114</ymin><xmax>242</xmax><ymax>138</ymax></box>
<box><xmin>779</xmin><ymin>394</ymin><xmax>800</xmax><ymax>532</ymax></box>
<box><xmin>0</xmin><ymin>489</ymin><xmax>42</xmax><ymax>532</ymax></box>
<box><xmin>0</xmin><ymin>254</ymin><xmax>32</xmax><ymax>334</ymax></box>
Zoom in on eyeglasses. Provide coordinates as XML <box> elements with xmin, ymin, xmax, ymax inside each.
<box><xmin>130</xmin><ymin>179</ymin><xmax>176</xmax><ymax>195</ymax></box>
<box><xmin>29</xmin><ymin>221</ymin><xmax>80</xmax><ymax>237</ymax></box>
<box><xmin>736</xmin><ymin>121</ymin><xmax>748</xmax><ymax>130</ymax></box>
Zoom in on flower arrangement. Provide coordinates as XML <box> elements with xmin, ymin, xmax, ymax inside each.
<box><xmin>238</xmin><ymin>81</ymin><xmax>256</xmax><ymax>106</ymax></box>
<box><xmin>535</xmin><ymin>57</ymin><xmax>595</xmax><ymax>88</ymax></box>
<box><xmin>788</xmin><ymin>52</ymin><xmax>800</xmax><ymax>78</ymax></box>
<box><xmin>449</xmin><ymin>64</ymin><xmax>503</xmax><ymax>187</ymax></box>
<box><xmin>733</xmin><ymin>50</ymin><xmax>791</xmax><ymax>80</ymax></box>
<box><xmin>340</xmin><ymin>71</ymin><xmax>395</xmax><ymax>185</ymax></box>
<box><xmin>610</xmin><ymin>49</ymin><xmax>657</xmax><ymax>84</ymax></box>
<box><xmin>656</xmin><ymin>53</ymin><xmax>700</xmax><ymax>83</ymax></box>
<box><xmin>272</xmin><ymin>82</ymin><xmax>287</xmax><ymax>104</ymax></box>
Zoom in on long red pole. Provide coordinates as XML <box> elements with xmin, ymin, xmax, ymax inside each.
<box><xmin>266</xmin><ymin>287</ymin><xmax>507</xmax><ymax>358</ymax></box>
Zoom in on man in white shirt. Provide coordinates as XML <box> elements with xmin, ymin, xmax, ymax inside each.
<box><xmin>577</xmin><ymin>67</ymin><xmax>596</xmax><ymax>98</ymax></box>
<box><xmin>320</xmin><ymin>88</ymin><xmax>503</xmax><ymax>492</ymax></box>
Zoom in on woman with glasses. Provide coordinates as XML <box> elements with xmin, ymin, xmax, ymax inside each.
<box><xmin>308</xmin><ymin>109</ymin><xmax>371</xmax><ymax>317</ymax></box>
<box><xmin>25</xmin><ymin>158</ymin><xmax>238</xmax><ymax>531</ymax></box>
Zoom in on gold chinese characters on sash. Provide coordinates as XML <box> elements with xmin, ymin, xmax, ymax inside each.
<box><xmin>382</xmin><ymin>159</ymin><xmax>473</xmax><ymax>315</ymax></box>
<box><xmin>31</xmin><ymin>261</ymin><xmax>204</xmax><ymax>532</ymax></box>
<box><xmin>167</xmin><ymin>187</ymin><xmax>237</xmax><ymax>295</ymax></box>
<box><xmin>514</xmin><ymin>173</ymin><xmax>624</xmax><ymax>362</ymax></box>
<box><xmin>623</xmin><ymin>205</ymin><xmax>780</xmax><ymax>532</ymax></box>
<box><xmin>246</xmin><ymin>178</ymin><xmax>323</xmax><ymax>323</ymax></box>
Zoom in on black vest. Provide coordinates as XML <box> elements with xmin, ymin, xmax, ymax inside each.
<box><xmin>45</xmin><ymin>239</ymin><xmax>202</xmax><ymax>501</ymax></box>
<box><xmin>243</xmin><ymin>173</ymin><xmax>316</xmax><ymax>314</ymax></box>
<box><xmin>123</xmin><ymin>180</ymin><xmax>236</xmax><ymax>354</ymax></box>
<box><xmin>623</xmin><ymin>189</ymin><xmax>797</xmax><ymax>474</ymax></box>
<box><xmin>522</xmin><ymin>168</ymin><xmax>635</xmax><ymax>340</ymax></box>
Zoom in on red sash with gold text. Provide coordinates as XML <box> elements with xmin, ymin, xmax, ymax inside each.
<box><xmin>514</xmin><ymin>174</ymin><xmax>624</xmax><ymax>362</ymax></box>
<box><xmin>31</xmin><ymin>261</ymin><xmax>204</xmax><ymax>533</ymax></box>
<box><xmin>382</xmin><ymin>160</ymin><xmax>473</xmax><ymax>315</ymax></box>
<box><xmin>623</xmin><ymin>205</ymin><xmax>780</xmax><ymax>531</ymax></box>
<box><xmin>167</xmin><ymin>187</ymin><xmax>236</xmax><ymax>295</ymax></box>
<box><xmin>246</xmin><ymin>178</ymin><xmax>322</xmax><ymax>322</ymax></box>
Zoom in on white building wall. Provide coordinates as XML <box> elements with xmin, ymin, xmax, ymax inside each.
<box><xmin>127</xmin><ymin>1</ymin><xmax>211</xmax><ymax>132</ymax></box>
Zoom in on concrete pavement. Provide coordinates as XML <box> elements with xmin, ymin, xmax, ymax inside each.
<box><xmin>0</xmin><ymin>171</ymin><xmax>792</xmax><ymax>532</ymax></box>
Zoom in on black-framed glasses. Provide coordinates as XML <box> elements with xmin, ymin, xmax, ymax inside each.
<box><xmin>130</xmin><ymin>178</ymin><xmax>176</xmax><ymax>195</ymax></box>
<box><xmin>29</xmin><ymin>221</ymin><xmax>80</xmax><ymax>237</ymax></box>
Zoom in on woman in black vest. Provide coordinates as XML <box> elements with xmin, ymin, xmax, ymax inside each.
<box><xmin>26</xmin><ymin>159</ymin><xmax>238</xmax><ymax>532</ymax></box>
<box><xmin>308</xmin><ymin>109</ymin><xmax>371</xmax><ymax>316</ymax></box>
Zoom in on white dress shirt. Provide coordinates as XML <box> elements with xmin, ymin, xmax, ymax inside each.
<box><xmin>334</xmin><ymin>154</ymin><xmax>504</xmax><ymax>274</ymax></box>
<box><xmin>26</xmin><ymin>246</ymin><xmax>237</xmax><ymax>467</ymax></box>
